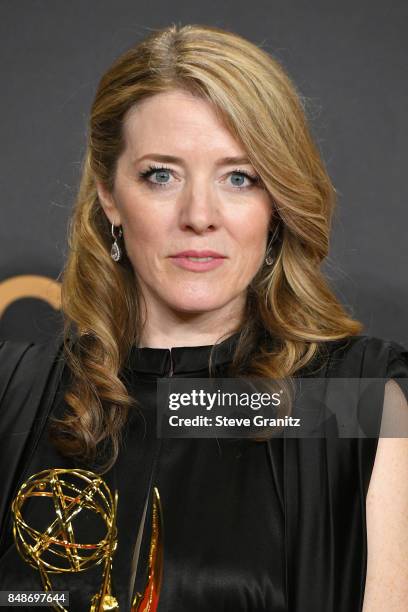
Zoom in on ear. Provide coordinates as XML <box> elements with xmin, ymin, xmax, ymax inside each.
<box><xmin>96</xmin><ymin>180</ymin><xmax>122</xmax><ymax>226</ymax></box>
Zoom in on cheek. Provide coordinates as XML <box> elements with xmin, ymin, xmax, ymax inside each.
<box><xmin>231</xmin><ymin>219</ymin><xmax>270</xmax><ymax>279</ymax></box>
<box><xmin>236</xmin><ymin>215</ymin><xmax>270</xmax><ymax>258</ymax></box>
<box><xmin>120</xmin><ymin>206</ymin><xmax>165</xmax><ymax>260</ymax></box>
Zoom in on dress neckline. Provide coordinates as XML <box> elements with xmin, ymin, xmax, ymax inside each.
<box><xmin>126</xmin><ymin>331</ymin><xmax>241</xmax><ymax>376</ymax></box>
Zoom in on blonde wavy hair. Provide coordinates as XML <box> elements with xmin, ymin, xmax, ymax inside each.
<box><xmin>50</xmin><ymin>23</ymin><xmax>362</xmax><ymax>472</ymax></box>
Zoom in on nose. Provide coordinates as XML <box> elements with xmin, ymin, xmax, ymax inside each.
<box><xmin>178</xmin><ymin>180</ymin><xmax>220</xmax><ymax>234</ymax></box>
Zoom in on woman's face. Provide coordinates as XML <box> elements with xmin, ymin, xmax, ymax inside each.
<box><xmin>97</xmin><ymin>89</ymin><xmax>273</xmax><ymax>325</ymax></box>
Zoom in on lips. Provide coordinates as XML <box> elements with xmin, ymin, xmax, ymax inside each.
<box><xmin>170</xmin><ymin>250</ymin><xmax>225</xmax><ymax>259</ymax></box>
<box><xmin>169</xmin><ymin>250</ymin><xmax>226</xmax><ymax>272</ymax></box>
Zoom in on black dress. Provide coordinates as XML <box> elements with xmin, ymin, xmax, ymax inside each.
<box><xmin>0</xmin><ymin>332</ymin><xmax>407</xmax><ymax>611</ymax></box>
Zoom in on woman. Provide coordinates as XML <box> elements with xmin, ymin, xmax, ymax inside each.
<box><xmin>0</xmin><ymin>23</ymin><xmax>407</xmax><ymax>611</ymax></box>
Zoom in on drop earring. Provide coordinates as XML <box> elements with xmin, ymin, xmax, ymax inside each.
<box><xmin>265</xmin><ymin>251</ymin><xmax>274</xmax><ymax>266</ymax></box>
<box><xmin>110</xmin><ymin>223</ymin><xmax>123</xmax><ymax>262</ymax></box>
<box><xmin>265</xmin><ymin>224</ymin><xmax>279</xmax><ymax>267</ymax></box>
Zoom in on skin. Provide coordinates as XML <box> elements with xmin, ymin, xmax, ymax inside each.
<box><xmin>363</xmin><ymin>381</ymin><xmax>408</xmax><ymax>611</ymax></box>
<box><xmin>97</xmin><ymin>89</ymin><xmax>273</xmax><ymax>348</ymax></box>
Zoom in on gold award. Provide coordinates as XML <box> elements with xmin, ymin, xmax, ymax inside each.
<box><xmin>11</xmin><ymin>468</ymin><xmax>163</xmax><ymax>611</ymax></box>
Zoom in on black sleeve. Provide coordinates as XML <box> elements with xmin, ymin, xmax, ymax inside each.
<box><xmin>0</xmin><ymin>338</ymin><xmax>64</xmax><ymax>547</ymax></box>
<box><xmin>385</xmin><ymin>340</ymin><xmax>408</xmax><ymax>395</ymax></box>
<box><xmin>378</xmin><ymin>340</ymin><xmax>408</xmax><ymax>436</ymax></box>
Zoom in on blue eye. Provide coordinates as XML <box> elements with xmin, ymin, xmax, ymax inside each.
<box><xmin>138</xmin><ymin>165</ymin><xmax>260</xmax><ymax>190</ymax></box>
<box><xmin>230</xmin><ymin>172</ymin><xmax>247</xmax><ymax>187</ymax></box>
<box><xmin>139</xmin><ymin>166</ymin><xmax>171</xmax><ymax>186</ymax></box>
<box><xmin>152</xmin><ymin>169</ymin><xmax>171</xmax><ymax>183</ymax></box>
<box><xmin>228</xmin><ymin>170</ymin><xmax>260</xmax><ymax>191</ymax></box>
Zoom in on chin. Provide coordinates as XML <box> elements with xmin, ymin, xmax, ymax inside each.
<box><xmin>167</xmin><ymin>294</ymin><xmax>228</xmax><ymax>314</ymax></box>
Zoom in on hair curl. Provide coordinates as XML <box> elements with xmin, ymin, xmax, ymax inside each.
<box><xmin>50</xmin><ymin>23</ymin><xmax>362</xmax><ymax>473</ymax></box>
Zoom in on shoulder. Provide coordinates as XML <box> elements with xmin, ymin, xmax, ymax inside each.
<box><xmin>0</xmin><ymin>337</ymin><xmax>64</xmax><ymax>395</ymax></box>
<box><xmin>0</xmin><ymin>339</ymin><xmax>35</xmax><ymax>402</ymax></box>
<box><xmin>311</xmin><ymin>334</ymin><xmax>408</xmax><ymax>378</ymax></box>
<box><xmin>0</xmin><ymin>336</ymin><xmax>65</xmax><ymax>437</ymax></box>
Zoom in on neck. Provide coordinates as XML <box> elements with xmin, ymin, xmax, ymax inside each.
<box><xmin>138</xmin><ymin>312</ymin><xmax>243</xmax><ymax>349</ymax></box>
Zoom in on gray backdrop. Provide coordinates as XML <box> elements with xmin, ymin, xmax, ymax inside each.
<box><xmin>1</xmin><ymin>1</ymin><xmax>407</xmax><ymax>345</ymax></box>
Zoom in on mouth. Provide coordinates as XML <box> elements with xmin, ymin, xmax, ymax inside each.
<box><xmin>168</xmin><ymin>251</ymin><xmax>227</xmax><ymax>272</ymax></box>
<box><xmin>175</xmin><ymin>256</ymin><xmax>218</xmax><ymax>262</ymax></box>
<box><xmin>170</xmin><ymin>250</ymin><xmax>226</xmax><ymax>259</ymax></box>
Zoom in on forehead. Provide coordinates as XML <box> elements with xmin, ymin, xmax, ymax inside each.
<box><xmin>121</xmin><ymin>89</ymin><xmax>245</xmax><ymax>158</ymax></box>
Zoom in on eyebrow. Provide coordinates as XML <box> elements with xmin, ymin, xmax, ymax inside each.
<box><xmin>135</xmin><ymin>153</ymin><xmax>252</xmax><ymax>166</ymax></box>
